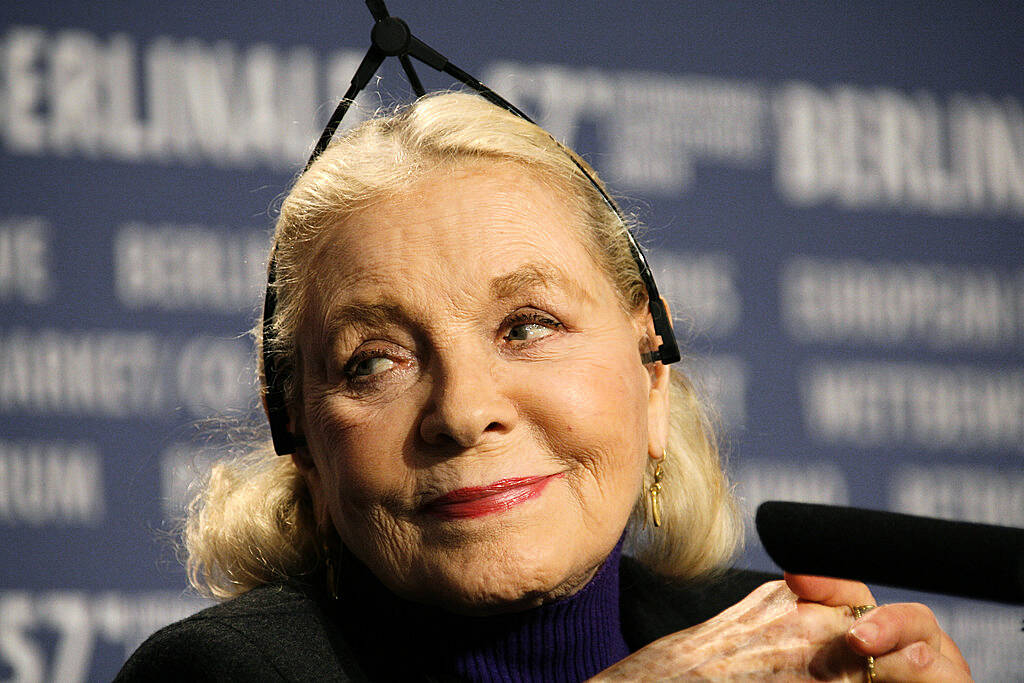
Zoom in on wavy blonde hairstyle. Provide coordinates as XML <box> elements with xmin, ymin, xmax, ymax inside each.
<box><xmin>185</xmin><ymin>92</ymin><xmax>742</xmax><ymax>600</ymax></box>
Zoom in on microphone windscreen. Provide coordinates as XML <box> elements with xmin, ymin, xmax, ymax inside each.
<box><xmin>755</xmin><ymin>501</ymin><xmax>1024</xmax><ymax>605</ymax></box>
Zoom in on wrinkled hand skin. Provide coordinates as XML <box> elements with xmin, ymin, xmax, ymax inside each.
<box><xmin>592</xmin><ymin>581</ymin><xmax>862</xmax><ymax>681</ymax></box>
<box><xmin>590</xmin><ymin>578</ymin><xmax>973</xmax><ymax>682</ymax></box>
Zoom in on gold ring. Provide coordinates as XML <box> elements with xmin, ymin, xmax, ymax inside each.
<box><xmin>852</xmin><ymin>604</ymin><xmax>876</xmax><ymax>619</ymax></box>
<box><xmin>852</xmin><ymin>605</ymin><xmax>877</xmax><ymax>681</ymax></box>
<box><xmin>864</xmin><ymin>654</ymin><xmax>877</xmax><ymax>682</ymax></box>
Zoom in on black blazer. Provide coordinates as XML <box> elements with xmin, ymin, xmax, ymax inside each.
<box><xmin>115</xmin><ymin>558</ymin><xmax>776</xmax><ymax>682</ymax></box>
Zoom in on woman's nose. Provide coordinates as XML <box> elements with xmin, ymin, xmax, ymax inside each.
<box><xmin>418</xmin><ymin>358</ymin><xmax>517</xmax><ymax>449</ymax></box>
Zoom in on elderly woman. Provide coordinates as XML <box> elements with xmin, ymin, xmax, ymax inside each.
<box><xmin>117</xmin><ymin>93</ymin><xmax>969</xmax><ymax>682</ymax></box>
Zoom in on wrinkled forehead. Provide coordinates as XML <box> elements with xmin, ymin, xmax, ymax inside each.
<box><xmin>299</xmin><ymin>161</ymin><xmax>609</xmax><ymax>320</ymax></box>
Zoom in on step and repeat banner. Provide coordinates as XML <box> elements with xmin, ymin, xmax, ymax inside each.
<box><xmin>2</xmin><ymin>2</ymin><xmax>1022</xmax><ymax>680</ymax></box>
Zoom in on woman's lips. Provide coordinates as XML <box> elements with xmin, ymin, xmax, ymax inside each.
<box><xmin>422</xmin><ymin>474</ymin><xmax>561</xmax><ymax>520</ymax></box>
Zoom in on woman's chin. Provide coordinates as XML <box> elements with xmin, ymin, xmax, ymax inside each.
<box><xmin>394</xmin><ymin>534</ymin><xmax>606</xmax><ymax>616</ymax></box>
<box><xmin>350</xmin><ymin>479</ymin><xmax>626</xmax><ymax>614</ymax></box>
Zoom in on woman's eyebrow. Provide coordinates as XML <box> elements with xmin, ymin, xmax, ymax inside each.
<box><xmin>489</xmin><ymin>263</ymin><xmax>594</xmax><ymax>303</ymax></box>
<box><xmin>323</xmin><ymin>263</ymin><xmax>591</xmax><ymax>339</ymax></box>
<box><xmin>323</xmin><ymin>301</ymin><xmax>405</xmax><ymax>339</ymax></box>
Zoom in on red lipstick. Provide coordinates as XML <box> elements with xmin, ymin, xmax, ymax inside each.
<box><xmin>422</xmin><ymin>474</ymin><xmax>560</xmax><ymax>520</ymax></box>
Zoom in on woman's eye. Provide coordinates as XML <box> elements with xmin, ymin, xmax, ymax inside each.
<box><xmin>504</xmin><ymin>318</ymin><xmax>559</xmax><ymax>343</ymax></box>
<box><xmin>348</xmin><ymin>355</ymin><xmax>395</xmax><ymax>378</ymax></box>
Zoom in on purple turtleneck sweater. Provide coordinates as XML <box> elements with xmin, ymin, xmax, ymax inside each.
<box><xmin>331</xmin><ymin>541</ymin><xmax>631</xmax><ymax>682</ymax></box>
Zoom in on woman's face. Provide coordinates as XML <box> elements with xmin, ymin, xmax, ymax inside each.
<box><xmin>294</xmin><ymin>161</ymin><xmax>670</xmax><ymax>614</ymax></box>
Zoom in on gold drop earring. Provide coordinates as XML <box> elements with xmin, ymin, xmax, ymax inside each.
<box><xmin>323</xmin><ymin>540</ymin><xmax>339</xmax><ymax>600</ymax></box>
<box><xmin>649</xmin><ymin>461</ymin><xmax>664</xmax><ymax>528</ymax></box>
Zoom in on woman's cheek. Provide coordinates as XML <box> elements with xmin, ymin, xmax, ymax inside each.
<box><xmin>522</xmin><ymin>360</ymin><xmax>649</xmax><ymax>496</ymax></box>
<box><xmin>537</xmin><ymin>354</ymin><xmax>647</xmax><ymax>431</ymax></box>
<box><xmin>306</xmin><ymin>401</ymin><xmax>401</xmax><ymax>496</ymax></box>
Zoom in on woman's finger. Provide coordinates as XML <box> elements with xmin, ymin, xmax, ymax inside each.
<box><xmin>847</xmin><ymin>603</ymin><xmax>972</xmax><ymax>676</ymax></box>
<box><xmin>871</xmin><ymin>641</ymin><xmax>973</xmax><ymax>682</ymax></box>
<box><xmin>846</xmin><ymin>603</ymin><xmax>941</xmax><ymax>655</ymax></box>
<box><xmin>784</xmin><ymin>572</ymin><xmax>876</xmax><ymax>608</ymax></box>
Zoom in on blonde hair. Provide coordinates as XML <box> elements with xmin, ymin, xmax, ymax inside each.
<box><xmin>185</xmin><ymin>92</ymin><xmax>742</xmax><ymax>600</ymax></box>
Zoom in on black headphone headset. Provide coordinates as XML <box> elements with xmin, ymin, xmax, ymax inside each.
<box><xmin>262</xmin><ymin>0</ymin><xmax>680</xmax><ymax>455</ymax></box>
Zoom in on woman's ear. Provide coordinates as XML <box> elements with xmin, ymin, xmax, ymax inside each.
<box><xmin>286</xmin><ymin>416</ymin><xmax>334</xmax><ymax>531</ymax></box>
<box><xmin>643</xmin><ymin>297</ymin><xmax>672</xmax><ymax>461</ymax></box>
<box><xmin>260</xmin><ymin>392</ymin><xmax>315</xmax><ymax>468</ymax></box>
<box><xmin>286</xmin><ymin>405</ymin><xmax>315</xmax><ymax>471</ymax></box>
<box><xmin>290</xmin><ymin>436</ymin><xmax>315</xmax><ymax>471</ymax></box>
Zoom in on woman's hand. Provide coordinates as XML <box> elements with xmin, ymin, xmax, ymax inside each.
<box><xmin>590</xmin><ymin>575</ymin><xmax>971</xmax><ymax>681</ymax></box>
<box><xmin>787</xmin><ymin>573</ymin><xmax>971</xmax><ymax>682</ymax></box>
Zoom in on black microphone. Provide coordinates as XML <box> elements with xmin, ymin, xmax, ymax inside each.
<box><xmin>755</xmin><ymin>501</ymin><xmax>1024</xmax><ymax>605</ymax></box>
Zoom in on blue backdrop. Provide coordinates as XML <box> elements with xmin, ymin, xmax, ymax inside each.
<box><xmin>2</xmin><ymin>2</ymin><xmax>1021</xmax><ymax>680</ymax></box>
